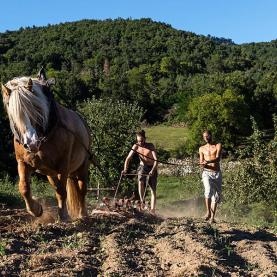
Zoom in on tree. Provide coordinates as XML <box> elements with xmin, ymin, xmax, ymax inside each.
<box><xmin>184</xmin><ymin>89</ymin><xmax>250</xmax><ymax>153</ymax></box>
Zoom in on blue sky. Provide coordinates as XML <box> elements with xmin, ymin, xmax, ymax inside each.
<box><xmin>1</xmin><ymin>0</ymin><xmax>276</xmax><ymax>44</ymax></box>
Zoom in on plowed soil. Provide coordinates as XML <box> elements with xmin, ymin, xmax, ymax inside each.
<box><xmin>0</xmin><ymin>207</ymin><xmax>276</xmax><ymax>276</ymax></box>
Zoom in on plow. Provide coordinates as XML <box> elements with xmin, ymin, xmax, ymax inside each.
<box><xmin>91</xmin><ymin>196</ymin><xmax>151</xmax><ymax>218</ymax></box>
<box><xmin>90</xmin><ymin>173</ymin><xmax>153</xmax><ymax>218</ymax></box>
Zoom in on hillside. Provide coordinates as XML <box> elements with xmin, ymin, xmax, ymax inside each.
<box><xmin>0</xmin><ymin>18</ymin><xmax>276</xmax><ymax>175</ymax></box>
<box><xmin>0</xmin><ymin>19</ymin><xmax>276</xmax><ymax>123</ymax></box>
<box><xmin>0</xmin><ymin>207</ymin><xmax>276</xmax><ymax>276</ymax></box>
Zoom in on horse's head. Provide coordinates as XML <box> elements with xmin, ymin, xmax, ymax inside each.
<box><xmin>1</xmin><ymin>76</ymin><xmax>51</xmax><ymax>152</ymax></box>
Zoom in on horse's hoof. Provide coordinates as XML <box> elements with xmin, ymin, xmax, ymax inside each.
<box><xmin>28</xmin><ymin>203</ymin><xmax>43</xmax><ymax>217</ymax></box>
<box><xmin>78</xmin><ymin>215</ymin><xmax>89</xmax><ymax>222</ymax></box>
<box><xmin>37</xmin><ymin>204</ymin><xmax>43</xmax><ymax>217</ymax></box>
<box><xmin>58</xmin><ymin>214</ymin><xmax>70</xmax><ymax>222</ymax></box>
<box><xmin>60</xmin><ymin>218</ymin><xmax>70</xmax><ymax>223</ymax></box>
<box><xmin>79</xmin><ymin>211</ymin><xmax>88</xmax><ymax>218</ymax></box>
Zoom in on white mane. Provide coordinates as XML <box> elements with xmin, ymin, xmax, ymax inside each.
<box><xmin>5</xmin><ymin>77</ymin><xmax>50</xmax><ymax>136</ymax></box>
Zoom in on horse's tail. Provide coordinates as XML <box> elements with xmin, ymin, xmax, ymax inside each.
<box><xmin>66</xmin><ymin>177</ymin><xmax>82</xmax><ymax>219</ymax></box>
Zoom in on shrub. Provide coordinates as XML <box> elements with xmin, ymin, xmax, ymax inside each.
<box><xmin>79</xmin><ymin>98</ymin><xmax>143</xmax><ymax>194</ymax></box>
<box><xmin>224</xmin><ymin>116</ymin><xmax>277</xmax><ymax>209</ymax></box>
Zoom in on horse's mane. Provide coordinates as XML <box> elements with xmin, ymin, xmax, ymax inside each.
<box><xmin>5</xmin><ymin>77</ymin><xmax>50</xmax><ymax>136</ymax></box>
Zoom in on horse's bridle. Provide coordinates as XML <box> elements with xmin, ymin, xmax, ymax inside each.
<box><xmin>6</xmin><ymin>80</ymin><xmax>57</xmax><ymax>153</ymax></box>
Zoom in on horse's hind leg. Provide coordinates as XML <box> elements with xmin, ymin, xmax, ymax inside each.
<box><xmin>47</xmin><ymin>175</ymin><xmax>69</xmax><ymax>221</ymax></box>
<box><xmin>67</xmin><ymin>160</ymin><xmax>89</xmax><ymax>219</ymax></box>
<box><xmin>66</xmin><ymin>177</ymin><xmax>88</xmax><ymax>219</ymax></box>
<box><xmin>18</xmin><ymin>160</ymin><xmax>43</xmax><ymax>217</ymax></box>
<box><xmin>66</xmin><ymin>177</ymin><xmax>86</xmax><ymax>219</ymax></box>
<box><xmin>77</xmin><ymin>159</ymin><xmax>89</xmax><ymax>218</ymax></box>
<box><xmin>77</xmin><ymin>178</ymin><xmax>88</xmax><ymax>217</ymax></box>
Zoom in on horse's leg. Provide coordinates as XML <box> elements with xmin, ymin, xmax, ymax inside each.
<box><xmin>66</xmin><ymin>159</ymin><xmax>89</xmax><ymax>219</ymax></box>
<box><xmin>18</xmin><ymin>160</ymin><xmax>43</xmax><ymax>217</ymax></box>
<box><xmin>76</xmin><ymin>175</ymin><xmax>88</xmax><ymax>218</ymax></box>
<box><xmin>47</xmin><ymin>175</ymin><xmax>69</xmax><ymax>221</ymax></box>
<box><xmin>76</xmin><ymin>159</ymin><xmax>89</xmax><ymax>218</ymax></box>
<box><xmin>77</xmin><ymin>179</ymin><xmax>87</xmax><ymax>217</ymax></box>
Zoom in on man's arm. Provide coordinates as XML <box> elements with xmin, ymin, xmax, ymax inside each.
<box><xmin>199</xmin><ymin>147</ymin><xmax>206</xmax><ymax>166</ymax></box>
<box><xmin>122</xmin><ymin>144</ymin><xmax>137</xmax><ymax>173</ymax></box>
<box><xmin>149</xmin><ymin>149</ymin><xmax>158</xmax><ymax>175</ymax></box>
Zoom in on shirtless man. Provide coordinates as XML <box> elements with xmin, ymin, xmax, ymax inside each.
<box><xmin>122</xmin><ymin>130</ymin><xmax>158</xmax><ymax>213</ymax></box>
<box><xmin>199</xmin><ymin>130</ymin><xmax>222</xmax><ymax>223</ymax></box>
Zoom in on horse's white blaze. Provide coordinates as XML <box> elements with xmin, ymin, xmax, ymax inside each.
<box><xmin>22</xmin><ymin>117</ymin><xmax>39</xmax><ymax>151</ymax></box>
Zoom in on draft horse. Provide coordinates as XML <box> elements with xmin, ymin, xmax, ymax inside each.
<box><xmin>1</xmin><ymin>70</ymin><xmax>91</xmax><ymax>221</ymax></box>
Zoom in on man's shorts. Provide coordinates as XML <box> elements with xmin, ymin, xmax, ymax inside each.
<box><xmin>137</xmin><ymin>165</ymin><xmax>157</xmax><ymax>191</ymax></box>
<box><xmin>202</xmin><ymin>170</ymin><xmax>222</xmax><ymax>203</ymax></box>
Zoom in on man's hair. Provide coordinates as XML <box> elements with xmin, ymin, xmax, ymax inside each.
<box><xmin>203</xmin><ymin>129</ymin><xmax>212</xmax><ymax>136</ymax></box>
<box><xmin>136</xmin><ymin>129</ymin><xmax>146</xmax><ymax>138</ymax></box>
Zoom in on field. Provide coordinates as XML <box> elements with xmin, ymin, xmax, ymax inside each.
<box><xmin>144</xmin><ymin>126</ymin><xmax>188</xmax><ymax>154</ymax></box>
<box><xmin>0</xmin><ymin>205</ymin><xmax>276</xmax><ymax>276</ymax></box>
<box><xmin>0</xmin><ymin>176</ymin><xmax>276</xmax><ymax>276</ymax></box>
<box><xmin>0</xmin><ymin>125</ymin><xmax>276</xmax><ymax>276</ymax></box>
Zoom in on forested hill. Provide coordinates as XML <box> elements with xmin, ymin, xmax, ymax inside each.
<box><xmin>0</xmin><ymin>18</ymin><xmax>276</xmax><ymax>159</ymax></box>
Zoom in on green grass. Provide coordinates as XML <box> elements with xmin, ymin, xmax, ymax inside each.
<box><xmin>142</xmin><ymin>175</ymin><xmax>205</xmax><ymax>217</ymax></box>
<box><xmin>1</xmin><ymin>174</ymin><xmax>275</xmax><ymax>228</ymax></box>
<box><xmin>156</xmin><ymin>175</ymin><xmax>202</xmax><ymax>206</ymax></box>
<box><xmin>0</xmin><ymin>239</ymin><xmax>7</xmax><ymax>256</ymax></box>
<box><xmin>0</xmin><ymin>176</ymin><xmax>55</xmax><ymax>207</ymax></box>
<box><xmin>219</xmin><ymin>201</ymin><xmax>277</xmax><ymax>228</ymax></box>
<box><xmin>145</xmin><ymin>175</ymin><xmax>277</xmax><ymax>228</ymax></box>
<box><xmin>0</xmin><ymin>176</ymin><xmax>23</xmax><ymax>207</ymax></box>
<box><xmin>0</xmin><ymin>176</ymin><xmax>100</xmax><ymax>208</ymax></box>
<box><xmin>145</xmin><ymin>125</ymin><xmax>188</xmax><ymax>154</ymax></box>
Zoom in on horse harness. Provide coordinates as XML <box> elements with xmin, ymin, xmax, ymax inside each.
<box><xmin>8</xmin><ymin>80</ymin><xmax>86</xmax><ymax>155</ymax></box>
